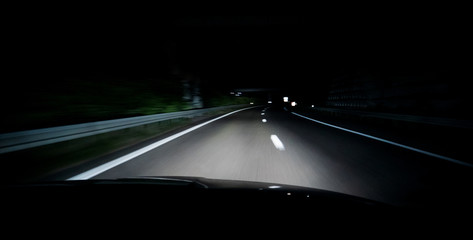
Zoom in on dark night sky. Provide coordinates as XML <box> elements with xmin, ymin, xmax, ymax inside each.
<box><xmin>6</xmin><ymin>12</ymin><xmax>471</xmax><ymax>99</ymax></box>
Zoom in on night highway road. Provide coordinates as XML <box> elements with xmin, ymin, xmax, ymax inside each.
<box><xmin>67</xmin><ymin>106</ymin><xmax>473</xmax><ymax>207</ymax></box>
<box><xmin>5</xmin><ymin>13</ymin><xmax>473</xmax><ymax>235</ymax></box>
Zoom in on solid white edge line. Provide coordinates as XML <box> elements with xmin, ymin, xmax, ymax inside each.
<box><xmin>67</xmin><ymin>106</ymin><xmax>260</xmax><ymax>180</ymax></box>
<box><xmin>270</xmin><ymin>134</ymin><xmax>285</xmax><ymax>151</ymax></box>
<box><xmin>291</xmin><ymin>112</ymin><xmax>473</xmax><ymax>168</ymax></box>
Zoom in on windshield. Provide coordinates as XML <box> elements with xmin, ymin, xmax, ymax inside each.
<box><xmin>2</xmin><ymin>13</ymin><xmax>472</xmax><ymax>208</ymax></box>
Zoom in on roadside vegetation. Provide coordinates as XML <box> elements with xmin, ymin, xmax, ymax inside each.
<box><xmin>1</xmin><ymin>76</ymin><xmax>253</xmax><ymax>133</ymax></box>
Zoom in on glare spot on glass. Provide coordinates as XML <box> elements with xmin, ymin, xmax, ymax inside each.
<box><xmin>311</xmin><ymin>105</ymin><xmax>314</xmax><ymax>108</ymax></box>
<box><xmin>262</xmin><ymin>119</ymin><xmax>267</xmax><ymax>123</ymax></box>
<box><xmin>268</xmin><ymin>100</ymin><xmax>272</xmax><ymax>104</ymax></box>
<box><xmin>287</xmin><ymin>192</ymin><xmax>291</xmax><ymax>196</ymax></box>
<box><xmin>261</xmin><ymin>113</ymin><xmax>265</xmax><ymax>115</ymax></box>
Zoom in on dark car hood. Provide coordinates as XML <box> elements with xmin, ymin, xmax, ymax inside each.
<box><xmin>2</xmin><ymin>176</ymin><xmax>389</xmax><ymax>210</ymax></box>
<box><xmin>4</xmin><ymin>176</ymin><xmax>444</xmax><ymax>231</ymax></box>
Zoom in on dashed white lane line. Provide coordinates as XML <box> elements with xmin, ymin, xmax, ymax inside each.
<box><xmin>270</xmin><ymin>134</ymin><xmax>285</xmax><ymax>151</ymax></box>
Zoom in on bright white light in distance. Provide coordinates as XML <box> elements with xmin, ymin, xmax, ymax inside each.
<box><xmin>262</xmin><ymin>119</ymin><xmax>267</xmax><ymax>123</ymax></box>
<box><xmin>268</xmin><ymin>185</ymin><xmax>281</xmax><ymax>189</ymax></box>
<box><xmin>291</xmin><ymin>101</ymin><xmax>297</xmax><ymax>106</ymax></box>
<box><xmin>283</xmin><ymin>97</ymin><xmax>289</xmax><ymax>102</ymax></box>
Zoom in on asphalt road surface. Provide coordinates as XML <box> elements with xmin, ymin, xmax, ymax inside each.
<box><xmin>71</xmin><ymin>105</ymin><xmax>473</xmax><ymax>207</ymax></box>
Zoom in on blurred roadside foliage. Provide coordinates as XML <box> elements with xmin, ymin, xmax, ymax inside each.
<box><xmin>1</xmin><ymin>76</ymin><xmax>250</xmax><ymax>133</ymax></box>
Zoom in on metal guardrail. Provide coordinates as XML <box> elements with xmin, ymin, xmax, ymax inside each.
<box><xmin>0</xmin><ymin>104</ymin><xmax>249</xmax><ymax>154</ymax></box>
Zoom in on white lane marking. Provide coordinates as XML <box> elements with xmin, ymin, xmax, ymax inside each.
<box><xmin>291</xmin><ymin>112</ymin><xmax>473</xmax><ymax>168</ymax></box>
<box><xmin>270</xmin><ymin>134</ymin><xmax>285</xmax><ymax>151</ymax></box>
<box><xmin>67</xmin><ymin>106</ymin><xmax>260</xmax><ymax>180</ymax></box>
